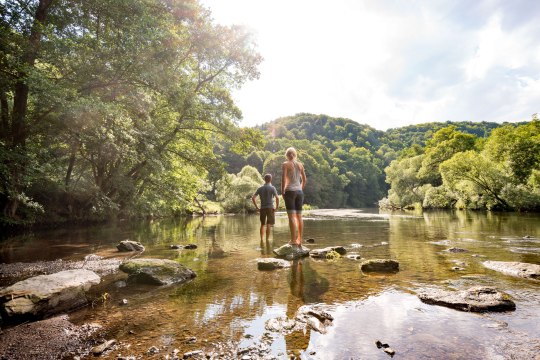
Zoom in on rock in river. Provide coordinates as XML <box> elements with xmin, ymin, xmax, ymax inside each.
<box><xmin>0</xmin><ymin>269</ymin><xmax>100</xmax><ymax>322</ymax></box>
<box><xmin>360</xmin><ymin>259</ymin><xmax>399</xmax><ymax>273</ymax></box>
<box><xmin>483</xmin><ymin>261</ymin><xmax>540</xmax><ymax>280</ymax></box>
<box><xmin>117</xmin><ymin>240</ymin><xmax>145</xmax><ymax>252</ymax></box>
<box><xmin>257</xmin><ymin>258</ymin><xmax>291</xmax><ymax>270</ymax></box>
<box><xmin>418</xmin><ymin>286</ymin><xmax>516</xmax><ymax>312</ymax></box>
<box><xmin>119</xmin><ymin>258</ymin><xmax>196</xmax><ymax>285</ymax></box>
<box><xmin>309</xmin><ymin>246</ymin><xmax>347</xmax><ymax>258</ymax></box>
<box><xmin>273</xmin><ymin>244</ymin><xmax>310</xmax><ymax>259</ymax></box>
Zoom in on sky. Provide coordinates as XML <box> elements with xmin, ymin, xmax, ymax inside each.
<box><xmin>200</xmin><ymin>0</ymin><xmax>540</xmax><ymax>130</ymax></box>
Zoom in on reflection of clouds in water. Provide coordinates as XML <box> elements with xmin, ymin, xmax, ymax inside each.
<box><xmin>199</xmin><ymin>300</ymin><xmax>226</xmax><ymax>323</ymax></box>
<box><xmin>300</xmin><ymin>290</ymin><xmax>496</xmax><ymax>359</ymax></box>
<box><xmin>312</xmin><ymin>291</ymin><xmax>420</xmax><ymax>358</ymax></box>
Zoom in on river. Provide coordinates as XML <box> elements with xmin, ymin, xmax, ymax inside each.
<box><xmin>1</xmin><ymin>209</ymin><xmax>539</xmax><ymax>359</ymax></box>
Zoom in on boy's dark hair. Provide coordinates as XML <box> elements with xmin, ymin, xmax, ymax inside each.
<box><xmin>264</xmin><ymin>174</ymin><xmax>272</xmax><ymax>183</ymax></box>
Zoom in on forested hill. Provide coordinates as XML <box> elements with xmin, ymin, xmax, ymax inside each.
<box><xmin>217</xmin><ymin>113</ymin><xmax>517</xmax><ymax>212</ymax></box>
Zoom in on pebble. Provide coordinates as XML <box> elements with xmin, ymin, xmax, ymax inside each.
<box><xmin>91</xmin><ymin>339</ymin><xmax>116</xmax><ymax>355</ymax></box>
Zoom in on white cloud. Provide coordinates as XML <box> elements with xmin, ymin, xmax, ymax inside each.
<box><xmin>201</xmin><ymin>0</ymin><xmax>540</xmax><ymax>130</ymax></box>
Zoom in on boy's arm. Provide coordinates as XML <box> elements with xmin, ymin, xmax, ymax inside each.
<box><xmin>274</xmin><ymin>189</ymin><xmax>279</xmax><ymax>211</ymax></box>
<box><xmin>251</xmin><ymin>193</ymin><xmax>259</xmax><ymax>211</ymax></box>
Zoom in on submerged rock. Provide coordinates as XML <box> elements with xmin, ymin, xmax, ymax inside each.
<box><xmin>483</xmin><ymin>261</ymin><xmax>540</xmax><ymax>280</ymax></box>
<box><xmin>0</xmin><ymin>269</ymin><xmax>100</xmax><ymax>322</ymax></box>
<box><xmin>446</xmin><ymin>247</ymin><xmax>468</xmax><ymax>253</ymax></box>
<box><xmin>272</xmin><ymin>244</ymin><xmax>310</xmax><ymax>259</ymax></box>
<box><xmin>309</xmin><ymin>246</ymin><xmax>347</xmax><ymax>258</ymax></box>
<box><xmin>184</xmin><ymin>244</ymin><xmax>198</xmax><ymax>249</ymax></box>
<box><xmin>346</xmin><ymin>254</ymin><xmax>362</xmax><ymax>260</ymax></box>
<box><xmin>119</xmin><ymin>259</ymin><xmax>196</xmax><ymax>285</ymax></box>
<box><xmin>257</xmin><ymin>258</ymin><xmax>291</xmax><ymax>270</ymax></box>
<box><xmin>360</xmin><ymin>259</ymin><xmax>399</xmax><ymax>273</ymax></box>
<box><xmin>306</xmin><ymin>238</ymin><xmax>315</xmax><ymax>243</ymax></box>
<box><xmin>418</xmin><ymin>286</ymin><xmax>516</xmax><ymax>312</ymax></box>
<box><xmin>117</xmin><ymin>240</ymin><xmax>145</xmax><ymax>252</ymax></box>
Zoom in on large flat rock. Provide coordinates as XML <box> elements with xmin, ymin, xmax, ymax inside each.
<box><xmin>0</xmin><ymin>269</ymin><xmax>100</xmax><ymax>322</ymax></box>
<box><xmin>418</xmin><ymin>286</ymin><xmax>516</xmax><ymax>312</ymax></box>
<box><xmin>273</xmin><ymin>244</ymin><xmax>310</xmax><ymax>259</ymax></box>
<box><xmin>119</xmin><ymin>258</ymin><xmax>196</xmax><ymax>285</ymax></box>
<box><xmin>483</xmin><ymin>261</ymin><xmax>540</xmax><ymax>280</ymax></box>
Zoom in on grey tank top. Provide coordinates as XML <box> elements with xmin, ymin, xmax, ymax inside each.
<box><xmin>285</xmin><ymin>161</ymin><xmax>302</xmax><ymax>191</ymax></box>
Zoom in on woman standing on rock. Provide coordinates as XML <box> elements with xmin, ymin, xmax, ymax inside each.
<box><xmin>281</xmin><ymin>147</ymin><xmax>307</xmax><ymax>246</ymax></box>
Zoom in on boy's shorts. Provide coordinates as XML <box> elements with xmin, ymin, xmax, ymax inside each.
<box><xmin>260</xmin><ymin>208</ymin><xmax>275</xmax><ymax>225</ymax></box>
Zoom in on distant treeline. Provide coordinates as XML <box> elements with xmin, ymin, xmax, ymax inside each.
<box><xmin>214</xmin><ymin>113</ymin><xmax>536</xmax><ymax>213</ymax></box>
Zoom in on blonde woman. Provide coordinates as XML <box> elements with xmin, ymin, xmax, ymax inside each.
<box><xmin>281</xmin><ymin>147</ymin><xmax>307</xmax><ymax>246</ymax></box>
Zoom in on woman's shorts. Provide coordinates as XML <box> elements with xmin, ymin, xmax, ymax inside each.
<box><xmin>284</xmin><ymin>190</ymin><xmax>304</xmax><ymax>214</ymax></box>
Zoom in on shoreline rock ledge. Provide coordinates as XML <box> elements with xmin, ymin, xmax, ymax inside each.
<box><xmin>0</xmin><ymin>269</ymin><xmax>100</xmax><ymax>323</ymax></box>
<box><xmin>418</xmin><ymin>286</ymin><xmax>516</xmax><ymax>312</ymax></box>
<box><xmin>119</xmin><ymin>258</ymin><xmax>196</xmax><ymax>285</ymax></box>
<box><xmin>482</xmin><ymin>261</ymin><xmax>540</xmax><ymax>280</ymax></box>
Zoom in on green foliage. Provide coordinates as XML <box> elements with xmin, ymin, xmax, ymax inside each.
<box><xmin>381</xmin><ymin>118</ymin><xmax>540</xmax><ymax>211</ymax></box>
<box><xmin>381</xmin><ymin>155</ymin><xmax>425</xmax><ymax>208</ymax></box>
<box><xmin>216</xmin><ymin>165</ymin><xmax>262</xmax><ymax>213</ymax></box>
<box><xmin>483</xmin><ymin>119</ymin><xmax>540</xmax><ymax>183</ymax></box>
<box><xmin>418</xmin><ymin>126</ymin><xmax>477</xmax><ymax>185</ymax></box>
<box><xmin>0</xmin><ymin>0</ymin><xmax>262</xmax><ymax>224</ymax></box>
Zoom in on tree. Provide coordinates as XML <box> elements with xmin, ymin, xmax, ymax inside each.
<box><xmin>0</xmin><ymin>0</ymin><xmax>262</xmax><ymax>223</ymax></box>
<box><xmin>381</xmin><ymin>155</ymin><xmax>425</xmax><ymax>208</ymax></box>
<box><xmin>483</xmin><ymin>118</ymin><xmax>540</xmax><ymax>184</ymax></box>
<box><xmin>418</xmin><ymin>126</ymin><xmax>477</xmax><ymax>185</ymax></box>
<box><xmin>440</xmin><ymin>151</ymin><xmax>510</xmax><ymax>210</ymax></box>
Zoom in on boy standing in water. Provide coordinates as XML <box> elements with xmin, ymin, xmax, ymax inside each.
<box><xmin>252</xmin><ymin>174</ymin><xmax>280</xmax><ymax>243</ymax></box>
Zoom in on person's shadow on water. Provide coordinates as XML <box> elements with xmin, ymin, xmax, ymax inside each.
<box><xmin>284</xmin><ymin>259</ymin><xmax>330</xmax><ymax>357</ymax></box>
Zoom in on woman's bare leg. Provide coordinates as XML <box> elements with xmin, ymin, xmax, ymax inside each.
<box><xmin>295</xmin><ymin>213</ymin><xmax>303</xmax><ymax>245</ymax></box>
<box><xmin>287</xmin><ymin>213</ymin><xmax>297</xmax><ymax>244</ymax></box>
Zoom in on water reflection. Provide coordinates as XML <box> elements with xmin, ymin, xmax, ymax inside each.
<box><xmin>0</xmin><ymin>209</ymin><xmax>539</xmax><ymax>359</ymax></box>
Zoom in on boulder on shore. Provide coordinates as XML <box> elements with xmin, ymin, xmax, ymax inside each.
<box><xmin>273</xmin><ymin>244</ymin><xmax>310</xmax><ymax>260</ymax></box>
<box><xmin>119</xmin><ymin>258</ymin><xmax>196</xmax><ymax>285</ymax></box>
<box><xmin>309</xmin><ymin>246</ymin><xmax>347</xmax><ymax>258</ymax></box>
<box><xmin>418</xmin><ymin>286</ymin><xmax>516</xmax><ymax>312</ymax></box>
<box><xmin>257</xmin><ymin>258</ymin><xmax>291</xmax><ymax>270</ymax></box>
<box><xmin>483</xmin><ymin>261</ymin><xmax>540</xmax><ymax>280</ymax></box>
<box><xmin>117</xmin><ymin>240</ymin><xmax>145</xmax><ymax>252</ymax></box>
<box><xmin>0</xmin><ymin>269</ymin><xmax>100</xmax><ymax>322</ymax></box>
<box><xmin>360</xmin><ymin>259</ymin><xmax>399</xmax><ymax>273</ymax></box>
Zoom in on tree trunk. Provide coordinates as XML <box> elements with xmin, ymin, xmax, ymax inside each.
<box><xmin>0</xmin><ymin>91</ymin><xmax>9</xmax><ymax>140</ymax></box>
<box><xmin>11</xmin><ymin>0</ymin><xmax>54</xmax><ymax>147</ymax></box>
<box><xmin>65</xmin><ymin>142</ymin><xmax>78</xmax><ymax>186</ymax></box>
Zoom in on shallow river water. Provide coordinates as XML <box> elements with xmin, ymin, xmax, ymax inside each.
<box><xmin>1</xmin><ymin>209</ymin><xmax>540</xmax><ymax>359</ymax></box>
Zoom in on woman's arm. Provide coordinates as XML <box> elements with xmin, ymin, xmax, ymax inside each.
<box><xmin>281</xmin><ymin>163</ymin><xmax>287</xmax><ymax>194</ymax></box>
<box><xmin>300</xmin><ymin>164</ymin><xmax>307</xmax><ymax>190</ymax></box>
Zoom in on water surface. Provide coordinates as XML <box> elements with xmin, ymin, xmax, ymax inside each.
<box><xmin>1</xmin><ymin>209</ymin><xmax>539</xmax><ymax>359</ymax></box>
